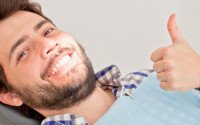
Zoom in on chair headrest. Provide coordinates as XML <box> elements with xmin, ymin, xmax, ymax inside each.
<box><xmin>0</xmin><ymin>104</ymin><xmax>40</xmax><ymax>125</ymax></box>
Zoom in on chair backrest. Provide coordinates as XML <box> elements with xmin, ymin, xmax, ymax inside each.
<box><xmin>0</xmin><ymin>104</ymin><xmax>40</xmax><ymax>125</ymax></box>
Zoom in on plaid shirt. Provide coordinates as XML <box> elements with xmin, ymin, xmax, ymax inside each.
<box><xmin>41</xmin><ymin>65</ymin><xmax>153</xmax><ymax>125</ymax></box>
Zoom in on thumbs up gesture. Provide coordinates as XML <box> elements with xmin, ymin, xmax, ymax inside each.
<box><xmin>151</xmin><ymin>14</ymin><xmax>200</xmax><ymax>91</ymax></box>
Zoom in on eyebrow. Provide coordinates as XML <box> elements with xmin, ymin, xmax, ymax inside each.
<box><xmin>9</xmin><ymin>20</ymin><xmax>51</xmax><ymax>62</ymax></box>
<box><xmin>34</xmin><ymin>20</ymin><xmax>51</xmax><ymax>32</ymax></box>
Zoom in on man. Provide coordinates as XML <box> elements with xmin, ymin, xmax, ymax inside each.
<box><xmin>0</xmin><ymin>0</ymin><xmax>200</xmax><ymax>125</ymax></box>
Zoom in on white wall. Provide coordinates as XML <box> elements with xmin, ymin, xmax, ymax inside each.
<box><xmin>34</xmin><ymin>0</ymin><xmax>200</xmax><ymax>74</ymax></box>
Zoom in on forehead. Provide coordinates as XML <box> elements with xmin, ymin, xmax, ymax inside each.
<box><xmin>0</xmin><ymin>11</ymin><xmax>45</xmax><ymax>64</ymax></box>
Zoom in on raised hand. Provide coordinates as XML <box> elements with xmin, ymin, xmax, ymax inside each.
<box><xmin>151</xmin><ymin>14</ymin><xmax>200</xmax><ymax>91</ymax></box>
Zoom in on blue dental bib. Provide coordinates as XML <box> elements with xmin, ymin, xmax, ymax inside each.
<box><xmin>95</xmin><ymin>72</ymin><xmax>200</xmax><ymax>125</ymax></box>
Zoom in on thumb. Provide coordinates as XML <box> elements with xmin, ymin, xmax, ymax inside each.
<box><xmin>167</xmin><ymin>13</ymin><xmax>185</xmax><ymax>44</ymax></box>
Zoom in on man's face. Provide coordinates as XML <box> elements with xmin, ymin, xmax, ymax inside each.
<box><xmin>0</xmin><ymin>11</ymin><xmax>96</xmax><ymax>109</ymax></box>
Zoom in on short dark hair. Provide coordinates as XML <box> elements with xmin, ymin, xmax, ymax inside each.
<box><xmin>0</xmin><ymin>0</ymin><xmax>51</xmax><ymax>121</ymax></box>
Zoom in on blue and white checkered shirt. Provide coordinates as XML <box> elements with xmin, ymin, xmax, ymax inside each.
<box><xmin>41</xmin><ymin>65</ymin><xmax>153</xmax><ymax>125</ymax></box>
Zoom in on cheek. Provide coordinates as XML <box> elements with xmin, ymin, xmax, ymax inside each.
<box><xmin>53</xmin><ymin>32</ymin><xmax>79</xmax><ymax>47</ymax></box>
<box><xmin>12</xmin><ymin>61</ymin><xmax>42</xmax><ymax>85</ymax></box>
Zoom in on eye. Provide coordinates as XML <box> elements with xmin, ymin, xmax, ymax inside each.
<box><xmin>44</xmin><ymin>28</ymin><xmax>54</xmax><ymax>36</ymax></box>
<box><xmin>17</xmin><ymin>50</ymin><xmax>29</xmax><ymax>61</ymax></box>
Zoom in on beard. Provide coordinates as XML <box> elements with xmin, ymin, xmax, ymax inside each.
<box><xmin>10</xmin><ymin>43</ymin><xmax>96</xmax><ymax>110</ymax></box>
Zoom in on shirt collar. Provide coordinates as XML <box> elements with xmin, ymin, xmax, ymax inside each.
<box><xmin>42</xmin><ymin>65</ymin><xmax>153</xmax><ymax>125</ymax></box>
<box><xmin>42</xmin><ymin>65</ymin><xmax>121</xmax><ymax>125</ymax></box>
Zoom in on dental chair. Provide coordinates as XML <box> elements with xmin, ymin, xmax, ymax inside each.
<box><xmin>0</xmin><ymin>104</ymin><xmax>40</xmax><ymax>125</ymax></box>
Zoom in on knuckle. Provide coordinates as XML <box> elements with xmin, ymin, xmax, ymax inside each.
<box><xmin>157</xmin><ymin>73</ymin><xmax>161</xmax><ymax>80</ymax></box>
<box><xmin>157</xmin><ymin>72</ymin><xmax>165</xmax><ymax>82</ymax></box>
<box><xmin>151</xmin><ymin>51</ymin><xmax>157</xmax><ymax>61</ymax></box>
<box><xmin>168</xmin><ymin>81</ymin><xmax>178</xmax><ymax>90</ymax></box>
<box><xmin>153</xmin><ymin>62</ymin><xmax>159</xmax><ymax>71</ymax></box>
<box><xmin>151</xmin><ymin>53</ymin><xmax>155</xmax><ymax>61</ymax></box>
<box><xmin>160</xmin><ymin>82</ymin><xmax>165</xmax><ymax>88</ymax></box>
<box><xmin>162</xmin><ymin>47</ymin><xmax>171</xmax><ymax>57</ymax></box>
<box><xmin>166</xmin><ymin>71</ymin><xmax>174</xmax><ymax>81</ymax></box>
<box><xmin>160</xmin><ymin>82</ymin><xmax>170</xmax><ymax>91</ymax></box>
<box><xmin>165</xmin><ymin>72</ymin><xmax>178</xmax><ymax>89</ymax></box>
<box><xmin>163</xmin><ymin>60</ymin><xmax>172</xmax><ymax>70</ymax></box>
<box><xmin>153</xmin><ymin>63</ymin><xmax>156</xmax><ymax>70</ymax></box>
<box><xmin>166</xmin><ymin>83</ymin><xmax>174</xmax><ymax>89</ymax></box>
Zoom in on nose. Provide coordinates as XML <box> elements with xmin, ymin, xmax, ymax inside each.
<box><xmin>36</xmin><ymin>37</ymin><xmax>59</xmax><ymax>59</ymax></box>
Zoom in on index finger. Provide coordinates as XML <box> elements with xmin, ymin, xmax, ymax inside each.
<box><xmin>151</xmin><ymin>47</ymin><xmax>165</xmax><ymax>62</ymax></box>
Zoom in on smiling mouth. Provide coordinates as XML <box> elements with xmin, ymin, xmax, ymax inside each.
<box><xmin>49</xmin><ymin>54</ymin><xmax>71</xmax><ymax>77</ymax></box>
<box><xmin>44</xmin><ymin>47</ymin><xmax>76</xmax><ymax>78</ymax></box>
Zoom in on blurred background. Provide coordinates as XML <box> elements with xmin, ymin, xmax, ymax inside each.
<box><xmin>34</xmin><ymin>0</ymin><xmax>200</xmax><ymax>74</ymax></box>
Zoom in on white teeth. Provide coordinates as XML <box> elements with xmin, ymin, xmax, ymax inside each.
<box><xmin>52</xmin><ymin>67</ymin><xmax>58</xmax><ymax>72</ymax></box>
<box><xmin>51</xmin><ymin>71</ymin><xmax>56</xmax><ymax>75</ymax></box>
<box><xmin>49</xmin><ymin>55</ymin><xmax>71</xmax><ymax>76</ymax></box>
<box><xmin>56</xmin><ymin>55</ymin><xmax>70</xmax><ymax>68</ymax></box>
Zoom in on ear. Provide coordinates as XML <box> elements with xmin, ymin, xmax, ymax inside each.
<box><xmin>0</xmin><ymin>92</ymin><xmax>23</xmax><ymax>106</ymax></box>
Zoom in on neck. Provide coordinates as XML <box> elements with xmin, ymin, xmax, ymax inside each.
<box><xmin>36</xmin><ymin>87</ymin><xmax>116</xmax><ymax>124</ymax></box>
